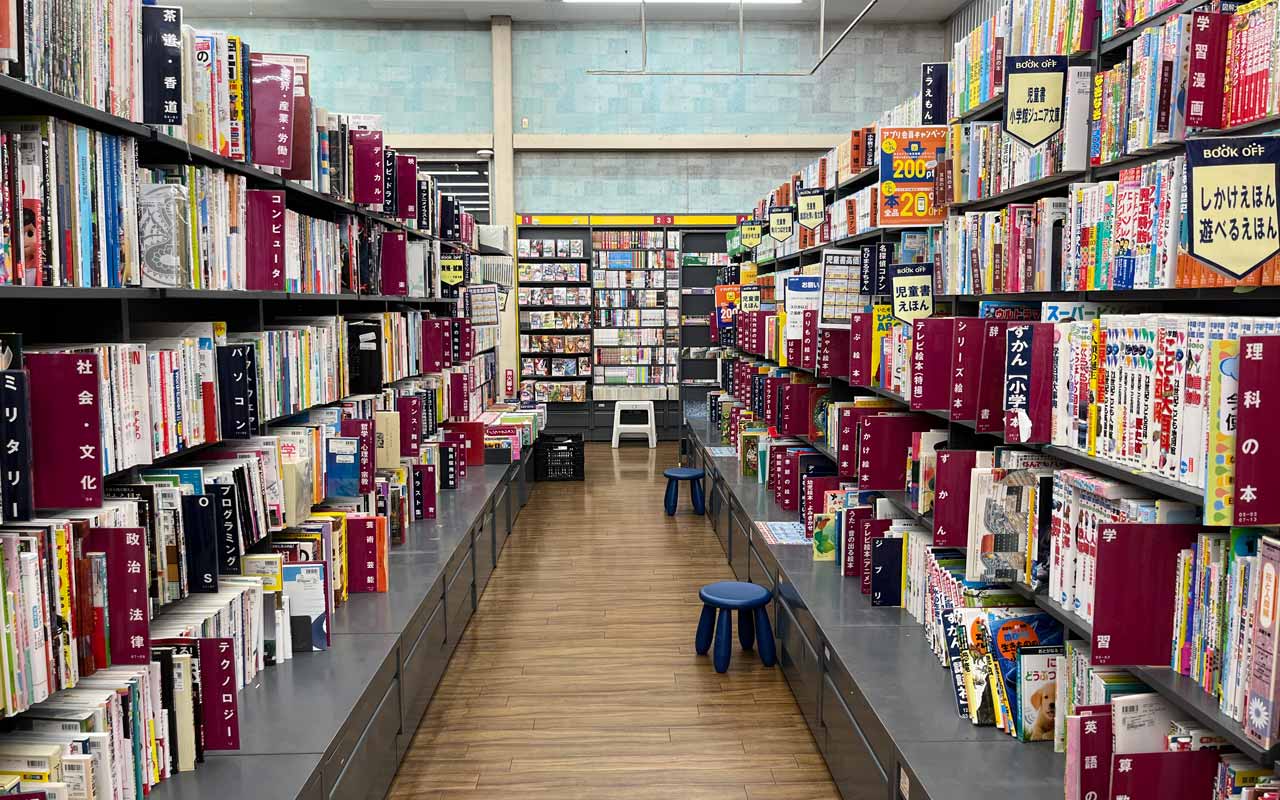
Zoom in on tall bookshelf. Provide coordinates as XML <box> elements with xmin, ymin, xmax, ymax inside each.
<box><xmin>677</xmin><ymin>231</ymin><xmax>731</xmax><ymax>414</ymax></box>
<box><xmin>514</xmin><ymin>215</ymin><xmax>735</xmax><ymax>439</ymax></box>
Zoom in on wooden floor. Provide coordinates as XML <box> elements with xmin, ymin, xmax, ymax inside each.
<box><xmin>388</xmin><ymin>442</ymin><xmax>839</xmax><ymax>800</ymax></box>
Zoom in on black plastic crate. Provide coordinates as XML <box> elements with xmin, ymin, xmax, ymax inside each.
<box><xmin>535</xmin><ymin>433</ymin><xmax>585</xmax><ymax>481</ymax></box>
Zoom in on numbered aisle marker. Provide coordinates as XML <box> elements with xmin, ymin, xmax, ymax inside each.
<box><xmin>1003</xmin><ymin>55</ymin><xmax>1068</xmax><ymax>149</ymax></box>
<box><xmin>1186</xmin><ymin>136</ymin><xmax>1280</xmax><ymax>281</ymax></box>
<box><xmin>769</xmin><ymin>205</ymin><xmax>795</xmax><ymax>242</ymax></box>
<box><xmin>878</xmin><ymin>126</ymin><xmax>947</xmax><ymax>227</ymax></box>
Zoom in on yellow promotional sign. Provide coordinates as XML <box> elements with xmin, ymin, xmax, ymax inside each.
<box><xmin>870</xmin><ymin>304</ymin><xmax>894</xmax><ymax>381</ymax></box>
<box><xmin>797</xmin><ymin>189</ymin><xmax>825</xmax><ymax>231</ymax></box>
<box><xmin>515</xmin><ymin>214</ymin><xmax>589</xmax><ymax>226</ymax></box>
<box><xmin>1186</xmin><ymin>136</ymin><xmax>1280</xmax><ymax>280</ymax></box>
<box><xmin>769</xmin><ymin>205</ymin><xmax>795</xmax><ymax>242</ymax></box>
<box><xmin>741</xmin><ymin>220</ymin><xmax>764</xmax><ymax>249</ymax></box>
<box><xmin>877</xmin><ymin>126</ymin><xmax>948</xmax><ymax>227</ymax></box>
<box><xmin>1003</xmin><ymin>55</ymin><xmax>1068</xmax><ymax>149</ymax></box>
<box><xmin>888</xmin><ymin>262</ymin><xmax>935</xmax><ymax>324</ymax></box>
<box><xmin>441</xmin><ymin>254</ymin><xmax>466</xmax><ymax>288</ymax></box>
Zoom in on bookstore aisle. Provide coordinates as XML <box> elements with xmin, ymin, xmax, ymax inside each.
<box><xmin>388</xmin><ymin>443</ymin><xmax>838</xmax><ymax>800</ymax></box>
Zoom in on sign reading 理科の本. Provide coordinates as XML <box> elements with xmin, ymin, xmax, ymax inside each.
<box><xmin>1003</xmin><ymin>55</ymin><xmax>1068</xmax><ymax>149</ymax></box>
<box><xmin>1185</xmin><ymin>136</ymin><xmax>1280</xmax><ymax>280</ymax></box>
<box><xmin>797</xmin><ymin>189</ymin><xmax>825</xmax><ymax>231</ymax></box>
<box><xmin>888</xmin><ymin>262</ymin><xmax>934</xmax><ymax>324</ymax></box>
<box><xmin>769</xmin><ymin>206</ymin><xmax>795</xmax><ymax>242</ymax></box>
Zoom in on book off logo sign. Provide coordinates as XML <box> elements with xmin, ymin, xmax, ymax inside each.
<box><xmin>1186</xmin><ymin>137</ymin><xmax>1280</xmax><ymax>280</ymax></box>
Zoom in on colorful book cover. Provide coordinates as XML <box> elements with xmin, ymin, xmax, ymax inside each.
<box><xmin>1204</xmin><ymin>339</ymin><xmax>1239</xmax><ymax>525</ymax></box>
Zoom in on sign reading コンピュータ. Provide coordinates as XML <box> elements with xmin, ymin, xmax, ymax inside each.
<box><xmin>1003</xmin><ymin>55</ymin><xmax>1067</xmax><ymax>148</ymax></box>
<box><xmin>1186</xmin><ymin>136</ymin><xmax>1280</xmax><ymax>280</ymax></box>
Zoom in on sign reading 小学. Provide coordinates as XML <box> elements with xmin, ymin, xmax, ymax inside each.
<box><xmin>920</xmin><ymin>63</ymin><xmax>948</xmax><ymax>126</ymax></box>
<box><xmin>1003</xmin><ymin>55</ymin><xmax>1068</xmax><ymax>149</ymax></box>
<box><xmin>741</xmin><ymin>285</ymin><xmax>761</xmax><ymax>312</ymax></box>
<box><xmin>740</xmin><ymin>219</ymin><xmax>764</xmax><ymax>249</ymax></box>
<box><xmin>889</xmin><ymin>262</ymin><xmax>934</xmax><ymax>323</ymax></box>
<box><xmin>1186</xmin><ymin>136</ymin><xmax>1280</xmax><ymax>280</ymax></box>
<box><xmin>797</xmin><ymin>189</ymin><xmax>825</xmax><ymax>231</ymax></box>
<box><xmin>877</xmin><ymin>127</ymin><xmax>947</xmax><ymax>227</ymax></box>
<box><xmin>769</xmin><ymin>205</ymin><xmax>796</xmax><ymax>242</ymax></box>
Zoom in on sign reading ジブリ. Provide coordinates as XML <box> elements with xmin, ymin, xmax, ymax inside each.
<box><xmin>877</xmin><ymin>127</ymin><xmax>947</xmax><ymax>227</ymax></box>
<box><xmin>1185</xmin><ymin>136</ymin><xmax>1280</xmax><ymax>280</ymax></box>
<box><xmin>1003</xmin><ymin>55</ymin><xmax>1068</xmax><ymax>148</ymax></box>
<box><xmin>769</xmin><ymin>206</ymin><xmax>796</xmax><ymax>242</ymax></box>
<box><xmin>797</xmin><ymin>189</ymin><xmax>825</xmax><ymax>231</ymax></box>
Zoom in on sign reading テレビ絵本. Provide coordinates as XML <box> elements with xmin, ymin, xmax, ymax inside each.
<box><xmin>769</xmin><ymin>206</ymin><xmax>796</xmax><ymax>242</ymax></box>
<box><xmin>920</xmin><ymin>63</ymin><xmax>949</xmax><ymax>126</ymax></box>
<box><xmin>797</xmin><ymin>189</ymin><xmax>826</xmax><ymax>231</ymax></box>
<box><xmin>888</xmin><ymin>262</ymin><xmax>934</xmax><ymax>324</ymax></box>
<box><xmin>740</xmin><ymin>219</ymin><xmax>764</xmax><ymax>249</ymax></box>
<box><xmin>1185</xmin><ymin>136</ymin><xmax>1280</xmax><ymax>280</ymax></box>
<box><xmin>1003</xmin><ymin>55</ymin><xmax>1068</xmax><ymax>149</ymax></box>
<box><xmin>878</xmin><ymin>127</ymin><xmax>947</xmax><ymax>227</ymax></box>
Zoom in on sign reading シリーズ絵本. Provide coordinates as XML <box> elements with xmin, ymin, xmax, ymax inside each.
<box><xmin>1185</xmin><ymin>136</ymin><xmax>1280</xmax><ymax>280</ymax></box>
<box><xmin>888</xmin><ymin>262</ymin><xmax>934</xmax><ymax>324</ymax></box>
<box><xmin>740</xmin><ymin>219</ymin><xmax>764</xmax><ymax>249</ymax></box>
<box><xmin>1003</xmin><ymin>55</ymin><xmax>1068</xmax><ymax>149</ymax></box>
<box><xmin>769</xmin><ymin>205</ymin><xmax>796</xmax><ymax>242</ymax></box>
<box><xmin>920</xmin><ymin>63</ymin><xmax>949</xmax><ymax>126</ymax></box>
<box><xmin>877</xmin><ymin>127</ymin><xmax>947</xmax><ymax>227</ymax></box>
<box><xmin>797</xmin><ymin>189</ymin><xmax>826</xmax><ymax>231</ymax></box>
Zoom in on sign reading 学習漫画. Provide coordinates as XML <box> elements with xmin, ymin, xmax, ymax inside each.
<box><xmin>1185</xmin><ymin>136</ymin><xmax>1280</xmax><ymax>281</ymax></box>
<box><xmin>740</xmin><ymin>219</ymin><xmax>764</xmax><ymax>249</ymax></box>
<box><xmin>877</xmin><ymin>127</ymin><xmax>947</xmax><ymax>227</ymax></box>
<box><xmin>769</xmin><ymin>205</ymin><xmax>796</xmax><ymax>242</ymax></box>
<box><xmin>797</xmin><ymin>188</ymin><xmax>826</xmax><ymax>231</ymax></box>
<box><xmin>1003</xmin><ymin>55</ymin><xmax>1068</xmax><ymax>149</ymax></box>
<box><xmin>888</xmin><ymin>262</ymin><xmax>934</xmax><ymax>324</ymax></box>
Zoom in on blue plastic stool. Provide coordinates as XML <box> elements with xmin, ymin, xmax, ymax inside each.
<box><xmin>663</xmin><ymin>467</ymin><xmax>705</xmax><ymax>516</ymax></box>
<box><xmin>695</xmin><ymin>581</ymin><xmax>776</xmax><ymax>673</ymax></box>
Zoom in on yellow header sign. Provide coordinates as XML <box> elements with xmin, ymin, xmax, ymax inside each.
<box><xmin>797</xmin><ymin>189</ymin><xmax>825</xmax><ymax>231</ymax></box>
<box><xmin>741</xmin><ymin>220</ymin><xmax>764</xmax><ymax>249</ymax></box>
<box><xmin>768</xmin><ymin>205</ymin><xmax>795</xmax><ymax>242</ymax></box>
<box><xmin>1186</xmin><ymin>136</ymin><xmax>1280</xmax><ymax>280</ymax></box>
<box><xmin>1003</xmin><ymin>55</ymin><xmax>1068</xmax><ymax>149</ymax></box>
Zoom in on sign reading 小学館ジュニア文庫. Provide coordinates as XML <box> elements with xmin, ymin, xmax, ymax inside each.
<box><xmin>889</xmin><ymin>262</ymin><xmax>934</xmax><ymax>324</ymax></box>
<box><xmin>797</xmin><ymin>188</ymin><xmax>825</xmax><ymax>231</ymax></box>
<box><xmin>1185</xmin><ymin>136</ymin><xmax>1280</xmax><ymax>280</ymax></box>
<box><xmin>920</xmin><ymin>63</ymin><xmax>949</xmax><ymax>126</ymax></box>
<box><xmin>740</xmin><ymin>219</ymin><xmax>764</xmax><ymax>249</ymax></box>
<box><xmin>769</xmin><ymin>205</ymin><xmax>795</xmax><ymax>242</ymax></box>
<box><xmin>1003</xmin><ymin>55</ymin><xmax>1068</xmax><ymax>149</ymax></box>
<box><xmin>878</xmin><ymin>126</ymin><xmax>947</xmax><ymax>227</ymax></box>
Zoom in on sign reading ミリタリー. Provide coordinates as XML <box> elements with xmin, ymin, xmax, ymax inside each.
<box><xmin>1003</xmin><ymin>55</ymin><xmax>1068</xmax><ymax>149</ymax></box>
<box><xmin>1185</xmin><ymin>136</ymin><xmax>1280</xmax><ymax>280</ymax></box>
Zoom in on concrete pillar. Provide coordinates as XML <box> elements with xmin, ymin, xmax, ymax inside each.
<box><xmin>491</xmin><ymin>15</ymin><xmax>518</xmax><ymax>396</ymax></box>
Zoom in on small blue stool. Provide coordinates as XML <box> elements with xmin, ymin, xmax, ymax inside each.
<box><xmin>696</xmin><ymin>581</ymin><xmax>777</xmax><ymax>673</ymax></box>
<box><xmin>663</xmin><ymin>467</ymin><xmax>705</xmax><ymax>516</ymax></box>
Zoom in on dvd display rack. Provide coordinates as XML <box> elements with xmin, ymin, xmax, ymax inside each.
<box><xmin>677</xmin><ymin>232</ymin><xmax>732</xmax><ymax>412</ymax></box>
<box><xmin>516</xmin><ymin>229</ymin><xmax>593</xmax><ymax>404</ymax></box>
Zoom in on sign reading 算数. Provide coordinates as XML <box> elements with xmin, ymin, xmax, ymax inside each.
<box><xmin>1003</xmin><ymin>55</ymin><xmax>1068</xmax><ymax>149</ymax></box>
<box><xmin>1186</xmin><ymin>136</ymin><xmax>1280</xmax><ymax>280</ymax></box>
<box><xmin>877</xmin><ymin>127</ymin><xmax>947</xmax><ymax>227</ymax></box>
<box><xmin>797</xmin><ymin>189</ymin><xmax>825</xmax><ymax>231</ymax></box>
<box><xmin>888</xmin><ymin>262</ymin><xmax>934</xmax><ymax>324</ymax></box>
<box><xmin>920</xmin><ymin>63</ymin><xmax>949</xmax><ymax>126</ymax></box>
<box><xmin>740</xmin><ymin>285</ymin><xmax>761</xmax><ymax>312</ymax></box>
<box><xmin>769</xmin><ymin>206</ymin><xmax>795</xmax><ymax>242</ymax></box>
<box><xmin>740</xmin><ymin>219</ymin><xmax>764</xmax><ymax>249</ymax></box>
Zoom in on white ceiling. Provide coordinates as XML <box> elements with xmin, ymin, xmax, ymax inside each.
<box><xmin>183</xmin><ymin>0</ymin><xmax>967</xmax><ymax>24</ymax></box>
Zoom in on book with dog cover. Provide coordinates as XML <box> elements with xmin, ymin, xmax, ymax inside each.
<box><xmin>1018</xmin><ymin>644</ymin><xmax>1064</xmax><ymax>742</ymax></box>
<box><xmin>987</xmin><ymin>608</ymin><xmax>1063</xmax><ymax>737</ymax></box>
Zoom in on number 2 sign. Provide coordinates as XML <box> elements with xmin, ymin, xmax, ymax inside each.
<box><xmin>877</xmin><ymin>126</ymin><xmax>948</xmax><ymax>227</ymax></box>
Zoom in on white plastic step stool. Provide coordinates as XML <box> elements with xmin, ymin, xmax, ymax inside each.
<box><xmin>612</xmin><ymin>400</ymin><xmax>657</xmax><ymax>448</ymax></box>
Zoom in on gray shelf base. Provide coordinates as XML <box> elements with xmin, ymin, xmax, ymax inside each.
<box><xmin>685</xmin><ymin>419</ymin><xmax>1065</xmax><ymax>800</ymax></box>
<box><xmin>152</xmin><ymin>457</ymin><xmax>530</xmax><ymax>800</ymax></box>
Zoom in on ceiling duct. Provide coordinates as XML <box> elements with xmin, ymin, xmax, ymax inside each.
<box><xmin>585</xmin><ymin>0</ymin><xmax>877</xmax><ymax>76</ymax></box>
